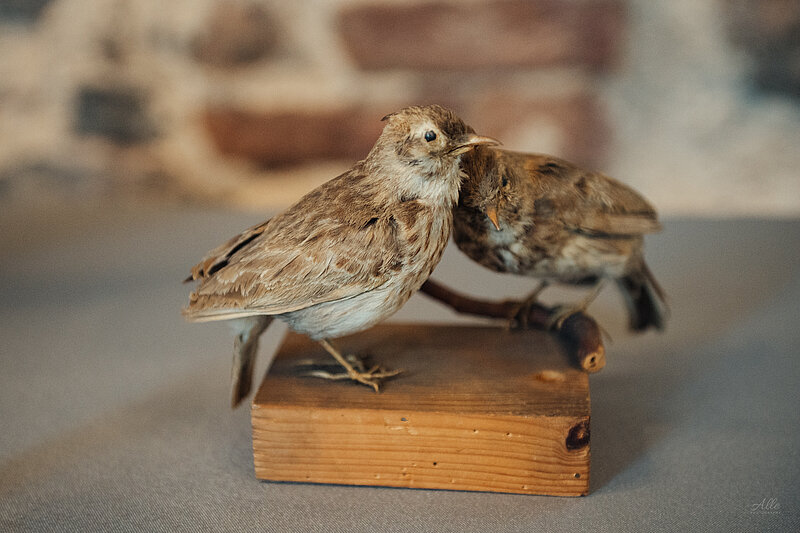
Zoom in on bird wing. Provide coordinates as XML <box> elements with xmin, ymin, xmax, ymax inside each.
<box><xmin>522</xmin><ymin>154</ymin><xmax>661</xmax><ymax>237</ymax></box>
<box><xmin>183</xmin><ymin>174</ymin><xmax>402</xmax><ymax>321</ymax></box>
<box><xmin>185</xmin><ymin>220</ymin><xmax>271</xmax><ymax>282</ymax></box>
<box><xmin>571</xmin><ymin>173</ymin><xmax>662</xmax><ymax>236</ymax></box>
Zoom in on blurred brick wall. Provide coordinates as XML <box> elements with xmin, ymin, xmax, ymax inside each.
<box><xmin>0</xmin><ymin>0</ymin><xmax>798</xmax><ymax>216</ymax></box>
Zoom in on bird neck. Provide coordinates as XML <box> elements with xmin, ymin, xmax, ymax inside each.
<box><xmin>363</xmin><ymin>151</ymin><xmax>463</xmax><ymax>207</ymax></box>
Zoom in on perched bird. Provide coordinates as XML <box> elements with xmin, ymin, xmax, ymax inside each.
<box><xmin>453</xmin><ymin>146</ymin><xmax>668</xmax><ymax>332</ymax></box>
<box><xmin>184</xmin><ymin>105</ymin><xmax>498</xmax><ymax>406</ymax></box>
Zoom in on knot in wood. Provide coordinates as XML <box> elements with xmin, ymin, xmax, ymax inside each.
<box><xmin>566</xmin><ymin>420</ymin><xmax>590</xmax><ymax>451</ymax></box>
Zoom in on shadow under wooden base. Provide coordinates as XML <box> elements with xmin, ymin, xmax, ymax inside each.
<box><xmin>252</xmin><ymin>324</ymin><xmax>591</xmax><ymax>496</ymax></box>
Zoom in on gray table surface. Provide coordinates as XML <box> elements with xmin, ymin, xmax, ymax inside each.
<box><xmin>1</xmin><ymin>205</ymin><xmax>798</xmax><ymax>532</ymax></box>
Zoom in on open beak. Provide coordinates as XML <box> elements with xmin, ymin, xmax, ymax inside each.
<box><xmin>448</xmin><ymin>133</ymin><xmax>501</xmax><ymax>156</ymax></box>
<box><xmin>485</xmin><ymin>203</ymin><xmax>501</xmax><ymax>231</ymax></box>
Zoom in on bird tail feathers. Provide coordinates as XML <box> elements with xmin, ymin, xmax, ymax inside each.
<box><xmin>617</xmin><ymin>263</ymin><xmax>669</xmax><ymax>332</ymax></box>
<box><xmin>230</xmin><ymin>315</ymin><xmax>273</xmax><ymax>408</ymax></box>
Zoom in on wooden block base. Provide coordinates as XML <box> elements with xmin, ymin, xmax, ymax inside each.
<box><xmin>251</xmin><ymin>324</ymin><xmax>591</xmax><ymax>496</ymax></box>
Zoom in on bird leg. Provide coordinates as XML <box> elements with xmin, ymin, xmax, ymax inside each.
<box><xmin>298</xmin><ymin>339</ymin><xmax>402</xmax><ymax>392</ymax></box>
<box><xmin>548</xmin><ymin>281</ymin><xmax>606</xmax><ymax>330</ymax></box>
<box><xmin>508</xmin><ymin>281</ymin><xmax>550</xmax><ymax>329</ymax></box>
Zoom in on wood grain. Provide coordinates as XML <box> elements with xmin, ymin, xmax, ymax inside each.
<box><xmin>252</xmin><ymin>324</ymin><xmax>590</xmax><ymax>496</ymax></box>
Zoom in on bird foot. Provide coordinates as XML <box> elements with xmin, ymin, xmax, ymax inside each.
<box><xmin>507</xmin><ymin>281</ymin><xmax>549</xmax><ymax>330</ymax></box>
<box><xmin>508</xmin><ymin>299</ymin><xmax>534</xmax><ymax>330</ymax></box>
<box><xmin>295</xmin><ymin>354</ymin><xmax>402</xmax><ymax>392</ymax></box>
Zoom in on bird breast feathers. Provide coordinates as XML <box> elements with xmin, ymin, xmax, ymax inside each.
<box><xmin>378</xmin><ymin>155</ymin><xmax>463</xmax><ymax>206</ymax></box>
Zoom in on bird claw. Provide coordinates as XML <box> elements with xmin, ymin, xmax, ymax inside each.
<box><xmin>350</xmin><ymin>365</ymin><xmax>404</xmax><ymax>392</ymax></box>
<box><xmin>507</xmin><ymin>281</ymin><xmax>549</xmax><ymax>330</ymax></box>
<box><xmin>507</xmin><ymin>299</ymin><xmax>533</xmax><ymax>330</ymax></box>
<box><xmin>294</xmin><ymin>353</ymin><xmax>366</xmax><ymax>372</ymax></box>
<box><xmin>295</xmin><ymin>354</ymin><xmax>402</xmax><ymax>392</ymax></box>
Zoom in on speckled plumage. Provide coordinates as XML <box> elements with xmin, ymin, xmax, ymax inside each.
<box><xmin>184</xmin><ymin>105</ymin><xmax>498</xmax><ymax>405</ymax></box>
<box><xmin>454</xmin><ymin>146</ymin><xmax>668</xmax><ymax>331</ymax></box>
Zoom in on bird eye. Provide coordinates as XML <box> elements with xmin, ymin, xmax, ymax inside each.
<box><xmin>424</xmin><ymin>130</ymin><xmax>437</xmax><ymax>142</ymax></box>
<box><xmin>501</xmin><ymin>176</ymin><xmax>509</xmax><ymax>188</ymax></box>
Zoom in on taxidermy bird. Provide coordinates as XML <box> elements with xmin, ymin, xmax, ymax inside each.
<box><xmin>453</xmin><ymin>146</ymin><xmax>668</xmax><ymax>331</ymax></box>
<box><xmin>184</xmin><ymin>105</ymin><xmax>499</xmax><ymax>406</ymax></box>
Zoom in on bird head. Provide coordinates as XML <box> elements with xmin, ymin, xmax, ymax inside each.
<box><xmin>459</xmin><ymin>146</ymin><xmax>515</xmax><ymax>231</ymax></box>
<box><xmin>375</xmin><ymin>105</ymin><xmax>500</xmax><ymax>179</ymax></box>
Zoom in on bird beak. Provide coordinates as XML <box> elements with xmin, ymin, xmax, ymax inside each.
<box><xmin>485</xmin><ymin>204</ymin><xmax>501</xmax><ymax>231</ymax></box>
<box><xmin>448</xmin><ymin>133</ymin><xmax>501</xmax><ymax>156</ymax></box>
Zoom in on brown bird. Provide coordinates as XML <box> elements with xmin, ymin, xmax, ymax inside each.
<box><xmin>453</xmin><ymin>146</ymin><xmax>668</xmax><ymax>331</ymax></box>
<box><xmin>184</xmin><ymin>105</ymin><xmax>498</xmax><ymax>406</ymax></box>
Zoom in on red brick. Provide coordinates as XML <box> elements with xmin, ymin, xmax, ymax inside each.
<box><xmin>192</xmin><ymin>1</ymin><xmax>279</xmax><ymax>67</ymax></box>
<box><xmin>202</xmin><ymin>93</ymin><xmax>608</xmax><ymax>170</ymax></box>
<box><xmin>466</xmin><ymin>93</ymin><xmax>610</xmax><ymax>168</ymax></box>
<box><xmin>337</xmin><ymin>0</ymin><xmax>625</xmax><ymax>71</ymax></box>
<box><xmin>202</xmin><ymin>108</ymin><xmax>387</xmax><ymax>167</ymax></box>
<box><xmin>410</xmin><ymin>76</ymin><xmax>610</xmax><ymax>168</ymax></box>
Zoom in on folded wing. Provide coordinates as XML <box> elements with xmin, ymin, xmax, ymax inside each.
<box><xmin>184</xmin><ymin>171</ymin><xmax>402</xmax><ymax>321</ymax></box>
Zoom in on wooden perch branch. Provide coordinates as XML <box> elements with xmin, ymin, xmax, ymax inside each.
<box><xmin>556</xmin><ymin>312</ymin><xmax>606</xmax><ymax>373</ymax></box>
<box><xmin>420</xmin><ymin>279</ymin><xmax>605</xmax><ymax>373</ymax></box>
